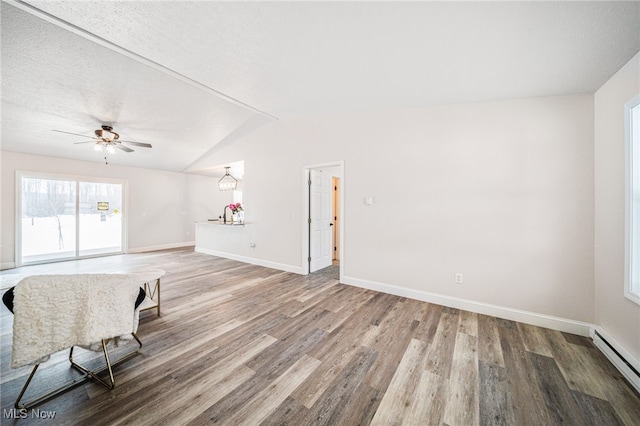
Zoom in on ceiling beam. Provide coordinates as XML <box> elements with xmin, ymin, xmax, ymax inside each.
<box><xmin>6</xmin><ymin>0</ymin><xmax>278</xmax><ymax>122</ymax></box>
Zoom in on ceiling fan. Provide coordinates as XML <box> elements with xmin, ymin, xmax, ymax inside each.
<box><xmin>53</xmin><ymin>125</ymin><xmax>153</xmax><ymax>154</ymax></box>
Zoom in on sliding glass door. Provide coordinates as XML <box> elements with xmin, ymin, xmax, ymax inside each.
<box><xmin>20</xmin><ymin>176</ymin><xmax>77</xmax><ymax>263</ymax></box>
<box><xmin>18</xmin><ymin>173</ymin><xmax>125</xmax><ymax>265</ymax></box>
<box><xmin>79</xmin><ymin>181</ymin><xmax>123</xmax><ymax>256</ymax></box>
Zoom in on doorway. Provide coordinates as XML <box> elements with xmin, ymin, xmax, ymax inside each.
<box><xmin>17</xmin><ymin>172</ymin><xmax>126</xmax><ymax>266</ymax></box>
<box><xmin>303</xmin><ymin>162</ymin><xmax>343</xmax><ymax>278</ymax></box>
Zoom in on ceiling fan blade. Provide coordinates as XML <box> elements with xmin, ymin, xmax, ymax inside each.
<box><xmin>52</xmin><ymin>129</ymin><xmax>95</xmax><ymax>139</ymax></box>
<box><xmin>120</xmin><ymin>140</ymin><xmax>153</xmax><ymax>148</ymax></box>
<box><xmin>73</xmin><ymin>141</ymin><xmax>97</xmax><ymax>144</ymax></box>
<box><xmin>115</xmin><ymin>144</ymin><xmax>134</xmax><ymax>153</ymax></box>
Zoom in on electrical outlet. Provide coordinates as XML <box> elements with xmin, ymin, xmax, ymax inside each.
<box><xmin>455</xmin><ymin>273</ymin><xmax>464</xmax><ymax>284</ymax></box>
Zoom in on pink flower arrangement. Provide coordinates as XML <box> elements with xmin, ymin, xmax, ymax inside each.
<box><xmin>229</xmin><ymin>203</ymin><xmax>243</xmax><ymax>213</ymax></box>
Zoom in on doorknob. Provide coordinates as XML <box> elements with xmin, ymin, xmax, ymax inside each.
<box><xmin>330</xmin><ymin>223</ymin><xmax>334</xmax><ymax>226</ymax></box>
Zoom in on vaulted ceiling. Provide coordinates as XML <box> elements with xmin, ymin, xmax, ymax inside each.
<box><xmin>2</xmin><ymin>1</ymin><xmax>639</xmax><ymax>173</ymax></box>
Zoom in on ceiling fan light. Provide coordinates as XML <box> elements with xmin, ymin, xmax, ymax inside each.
<box><xmin>218</xmin><ymin>167</ymin><xmax>238</xmax><ymax>191</ymax></box>
<box><xmin>106</xmin><ymin>144</ymin><xmax>116</xmax><ymax>154</ymax></box>
<box><xmin>218</xmin><ymin>181</ymin><xmax>237</xmax><ymax>191</ymax></box>
<box><xmin>94</xmin><ymin>143</ymin><xmax>103</xmax><ymax>152</ymax></box>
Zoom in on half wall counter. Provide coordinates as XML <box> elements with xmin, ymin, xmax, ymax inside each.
<box><xmin>194</xmin><ymin>221</ymin><xmax>252</xmax><ymax>260</ymax></box>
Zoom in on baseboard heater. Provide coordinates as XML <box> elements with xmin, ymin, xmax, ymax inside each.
<box><xmin>591</xmin><ymin>328</ymin><xmax>640</xmax><ymax>395</ymax></box>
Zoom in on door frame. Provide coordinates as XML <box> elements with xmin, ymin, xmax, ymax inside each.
<box><xmin>301</xmin><ymin>161</ymin><xmax>344</xmax><ymax>277</ymax></box>
<box><xmin>332</xmin><ymin>176</ymin><xmax>340</xmax><ymax>262</ymax></box>
<box><xmin>15</xmin><ymin>170</ymin><xmax>129</xmax><ymax>267</ymax></box>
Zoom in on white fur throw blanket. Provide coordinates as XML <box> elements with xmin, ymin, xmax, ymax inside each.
<box><xmin>12</xmin><ymin>274</ymin><xmax>141</xmax><ymax>368</ymax></box>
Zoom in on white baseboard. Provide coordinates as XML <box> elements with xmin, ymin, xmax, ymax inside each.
<box><xmin>341</xmin><ymin>275</ymin><xmax>593</xmax><ymax>336</ymax></box>
<box><xmin>1</xmin><ymin>262</ymin><xmax>16</xmax><ymax>271</ymax></box>
<box><xmin>591</xmin><ymin>327</ymin><xmax>640</xmax><ymax>394</ymax></box>
<box><xmin>127</xmin><ymin>241</ymin><xmax>195</xmax><ymax>254</ymax></box>
<box><xmin>195</xmin><ymin>247</ymin><xmax>304</xmax><ymax>275</ymax></box>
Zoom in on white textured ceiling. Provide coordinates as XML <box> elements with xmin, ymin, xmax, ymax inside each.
<box><xmin>2</xmin><ymin>1</ymin><xmax>639</xmax><ymax>172</ymax></box>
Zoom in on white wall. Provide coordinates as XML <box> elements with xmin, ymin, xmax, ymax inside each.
<box><xmin>594</xmin><ymin>52</ymin><xmax>640</xmax><ymax>361</ymax></box>
<box><xmin>198</xmin><ymin>94</ymin><xmax>595</xmax><ymax>326</ymax></box>
<box><xmin>1</xmin><ymin>94</ymin><xmax>597</xmax><ymax>331</ymax></box>
<box><xmin>1</xmin><ymin>151</ymin><xmax>224</xmax><ymax>267</ymax></box>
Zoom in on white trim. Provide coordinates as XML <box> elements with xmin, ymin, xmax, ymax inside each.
<box><xmin>195</xmin><ymin>247</ymin><xmax>304</xmax><ymax>274</ymax></box>
<box><xmin>341</xmin><ymin>275</ymin><xmax>592</xmax><ymax>336</ymax></box>
<box><xmin>127</xmin><ymin>241</ymin><xmax>195</xmax><ymax>254</ymax></box>
<box><xmin>122</xmin><ymin>180</ymin><xmax>130</xmax><ymax>254</ymax></box>
<box><xmin>15</xmin><ymin>171</ymin><xmax>22</xmax><ymax>267</ymax></box>
<box><xmin>591</xmin><ymin>326</ymin><xmax>640</xmax><ymax>394</ymax></box>
<box><xmin>625</xmin><ymin>94</ymin><xmax>640</xmax><ymax>305</ymax></box>
<box><xmin>1</xmin><ymin>262</ymin><xmax>16</xmax><ymax>271</ymax></box>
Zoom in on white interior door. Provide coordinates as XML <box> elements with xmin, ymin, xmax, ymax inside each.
<box><xmin>310</xmin><ymin>169</ymin><xmax>333</xmax><ymax>272</ymax></box>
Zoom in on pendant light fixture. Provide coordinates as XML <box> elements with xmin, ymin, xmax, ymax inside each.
<box><xmin>218</xmin><ymin>166</ymin><xmax>238</xmax><ymax>191</ymax></box>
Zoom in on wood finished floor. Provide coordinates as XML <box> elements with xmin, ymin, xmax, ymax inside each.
<box><xmin>1</xmin><ymin>248</ymin><xmax>639</xmax><ymax>425</ymax></box>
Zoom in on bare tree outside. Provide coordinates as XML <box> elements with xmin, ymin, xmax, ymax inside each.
<box><xmin>20</xmin><ymin>176</ymin><xmax>123</xmax><ymax>263</ymax></box>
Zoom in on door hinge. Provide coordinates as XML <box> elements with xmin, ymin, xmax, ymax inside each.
<box><xmin>308</xmin><ymin>218</ymin><xmax>312</xmax><ymax>224</ymax></box>
<box><xmin>308</xmin><ymin>257</ymin><xmax>311</xmax><ymax>262</ymax></box>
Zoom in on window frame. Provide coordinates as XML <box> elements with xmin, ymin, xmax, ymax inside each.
<box><xmin>624</xmin><ymin>94</ymin><xmax>640</xmax><ymax>305</ymax></box>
